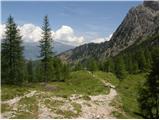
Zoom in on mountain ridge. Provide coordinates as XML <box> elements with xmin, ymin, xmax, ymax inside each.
<box><xmin>24</xmin><ymin>41</ymin><xmax>74</xmax><ymax>60</ymax></box>
<box><xmin>58</xmin><ymin>1</ymin><xmax>159</xmax><ymax>63</ymax></box>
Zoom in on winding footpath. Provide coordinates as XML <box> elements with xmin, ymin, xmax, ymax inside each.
<box><xmin>1</xmin><ymin>72</ymin><xmax>118</xmax><ymax>119</ymax></box>
<box><xmin>78</xmin><ymin>71</ymin><xmax>118</xmax><ymax>119</ymax></box>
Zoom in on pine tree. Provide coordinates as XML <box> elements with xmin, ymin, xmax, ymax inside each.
<box><xmin>115</xmin><ymin>56</ymin><xmax>127</xmax><ymax>79</ymax></box>
<box><xmin>132</xmin><ymin>60</ymin><xmax>139</xmax><ymax>74</ymax></box>
<box><xmin>137</xmin><ymin>50</ymin><xmax>147</xmax><ymax>71</ymax></box>
<box><xmin>53</xmin><ymin>58</ymin><xmax>62</xmax><ymax>81</ymax></box>
<box><xmin>103</xmin><ymin>58</ymin><xmax>114</xmax><ymax>73</ymax></box>
<box><xmin>74</xmin><ymin>63</ymin><xmax>83</xmax><ymax>71</ymax></box>
<box><xmin>88</xmin><ymin>58</ymin><xmax>98</xmax><ymax>72</ymax></box>
<box><xmin>144</xmin><ymin>48</ymin><xmax>152</xmax><ymax>71</ymax></box>
<box><xmin>39</xmin><ymin>15</ymin><xmax>54</xmax><ymax>82</ymax></box>
<box><xmin>27</xmin><ymin>60</ymin><xmax>34</xmax><ymax>82</ymax></box>
<box><xmin>62</xmin><ymin>63</ymin><xmax>70</xmax><ymax>81</ymax></box>
<box><xmin>1</xmin><ymin>16</ymin><xmax>25</xmax><ymax>85</ymax></box>
<box><xmin>35</xmin><ymin>64</ymin><xmax>42</xmax><ymax>82</ymax></box>
<box><xmin>138</xmin><ymin>53</ymin><xmax>159</xmax><ymax>118</ymax></box>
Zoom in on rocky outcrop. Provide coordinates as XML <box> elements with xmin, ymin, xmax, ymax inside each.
<box><xmin>58</xmin><ymin>1</ymin><xmax>159</xmax><ymax>63</ymax></box>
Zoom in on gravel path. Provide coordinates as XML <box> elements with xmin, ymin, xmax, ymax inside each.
<box><xmin>75</xmin><ymin>71</ymin><xmax>118</xmax><ymax>119</ymax></box>
<box><xmin>1</xmin><ymin>90</ymin><xmax>36</xmax><ymax>106</ymax></box>
<box><xmin>1</xmin><ymin>72</ymin><xmax>119</xmax><ymax>119</ymax></box>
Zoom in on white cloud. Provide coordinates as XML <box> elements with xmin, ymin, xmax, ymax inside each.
<box><xmin>91</xmin><ymin>33</ymin><xmax>112</xmax><ymax>43</ymax></box>
<box><xmin>91</xmin><ymin>38</ymin><xmax>106</xmax><ymax>43</ymax></box>
<box><xmin>0</xmin><ymin>24</ymin><xmax>6</xmax><ymax>40</ymax></box>
<box><xmin>0</xmin><ymin>24</ymin><xmax>85</xmax><ymax>46</ymax></box>
<box><xmin>19</xmin><ymin>24</ymin><xmax>42</xmax><ymax>42</ymax></box>
<box><xmin>0</xmin><ymin>23</ymin><xmax>112</xmax><ymax>46</ymax></box>
<box><xmin>53</xmin><ymin>25</ymin><xmax>85</xmax><ymax>46</ymax></box>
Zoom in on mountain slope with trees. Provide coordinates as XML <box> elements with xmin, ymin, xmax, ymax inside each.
<box><xmin>58</xmin><ymin>1</ymin><xmax>159</xmax><ymax>63</ymax></box>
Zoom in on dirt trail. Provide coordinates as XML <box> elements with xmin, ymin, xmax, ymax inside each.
<box><xmin>1</xmin><ymin>90</ymin><xmax>36</xmax><ymax>105</ymax></box>
<box><xmin>1</xmin><ymin>71</ymin><xmax>119</xmax><ymax>119</ymax></box>
<box><xmin>1</xmin><ymin>90</ymin><xmax>37</xmax><ymax>119</ymax></box>
<box><xmin>75</xmin><ymin>71</ymin><xmax>118</xmax><ymax>119</ymax></box>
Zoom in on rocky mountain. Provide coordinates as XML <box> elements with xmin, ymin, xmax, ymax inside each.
<box><xmin>58</xmin><ymin>1</ymin><xmax>159</xmax><ymax>63</ymax></box>
<box><xmin>24</xmin><ymin>41</ymin><xmax>74</xmax><ymax>60</ymax></box>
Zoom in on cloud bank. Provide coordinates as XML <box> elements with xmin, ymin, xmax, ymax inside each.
<box><xmin>91</xmin><ymin>34</ymin><xmax>112</xmax><ymax>43</ymax></box>
<box><xmin>0</xmin><ymin>23</ymin><xmax>112</xmax><ymax>46</ymax></box>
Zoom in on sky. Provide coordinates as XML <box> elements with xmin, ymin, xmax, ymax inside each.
<box><xmin>1</xmin><ymin>1</ymin><xmax>142</xmax><ymax>46</ymax></box>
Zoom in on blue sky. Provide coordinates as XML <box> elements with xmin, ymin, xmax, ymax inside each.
<box><xmin>1</xmin><ymin>1</ymin><xmax>142</xmax><ymax>45</ymax></box>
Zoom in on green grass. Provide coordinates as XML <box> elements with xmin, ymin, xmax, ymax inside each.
<box><xmin>1</xmin><ymin>85</ymin><xmax>29</xmax><ymax>101</ymax></box>
<box><xmin>1</xmin><ymin>70</ymin><xmax>148</xmax><ymax>119</ymax></box>
<box><xmin>117</xmin><ymin>73</ymin><xmax>147</xmax><ymax>118</ymax></box>
<box><xmin>1</xmin><ymin>71</ymin><xmax>109</xmax><ymax>101</ymax></box>
<box><xmin>81</xmin><ymin>95</ymin><xmax>91</xmax><ymax>101</ymax></box>
<box><xmin>94</xmin><ymin>71</ymin><xmax>119</xmax><ymax>86</ymax></box>
<box><xmin>12</xmin><ymin>96</ymin><xmax>39</xmax><ymax>119</ymax></box>
<box><xmin>71</xmin><ymin>102</ymin><xmax>82</xmax><ymax>114</ymax></box>
<box><xmin>44</xmin><ymin>99</ymin><xmax>64</xmax><ymax>111</ymax></box>
<box><xmin>1</xmin><ymin>103</ymin><xmax>12</xmax><ymax>113</ymax></box>
<box><xmin>47</xmin><ymin>70</ymin><xmax>109</xmax><ymax>97</ymax></box>
<box><xmin>55</xmin><ymin>109</ymin><xmax>79</xmax><ymax>118</ymax></box>
<box><xmin>112</xmin><ymin>111</ymin><xmax>126</xmax><ymax>119</ymax></box>
<box><xmin>53</xmin><ymin>102</ymin><xmax>82</xmax><ymax>118</ymax></box>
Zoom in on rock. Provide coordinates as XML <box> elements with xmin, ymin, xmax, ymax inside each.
<box><xmin>58</xmin><ymin>1</ymin><xmax>159</xmax><ymax>63</ymax></box>
<box><xmin>45</xmin><ymin>85</ymin><xmax>59</xmax><ymax>91</ymax></box>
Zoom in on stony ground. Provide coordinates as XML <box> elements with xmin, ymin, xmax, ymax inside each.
<box><xmin>1</xmin><ymin>72</ymin><xmax>123</xmax><ymax>119</ymax></box>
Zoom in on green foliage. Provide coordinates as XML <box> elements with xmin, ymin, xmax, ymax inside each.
<box><xmin>114</xmin><ymin>56</ymin><xmax>127</xmax><ymax>79</ymax></box>
<box><xmin>39</xmin><ymin>15</ymin><xmax>54</xmax><ymax>82</ymax></box>
<box><xmin>1</xmin><ymin>85</ymin><xmax>29</xmax><ymax>101</ymax></box>
<box><xmin>44</xmin><ymin>99</ymin><xmax>64</xmax><ymax>110</ymax></box>
<box><xmin>138</xmin><ymin>53</ymin><xmax>159</xmax><ymax>119</ymax></box>
<box><xmin>1</xmin><ymin>16</ymin><xmax>25</xmax><ymax>85</ymax></box>
<box><xmin>102</xmin><ymin>58</ymin><xmax>115</xmax><ymax>73</ymax></box>
<box><xmin>45</xmin><ymin>70</ymin><xmax>109</xmax><ymax>96</ymax></box>
<box><xmin>27</xmin><ymin>60</ymin><xmax>34</xmax><ymax>82</ymax></box>
<box><xmin>117</xmin><ymin>73</ymin><xmax>147</xmax><ymax>118</ymax></box>
<box><xmin>94</xmin><ymin>71</ymin><xmax>119</xmax><ymax>86</ymax></box>
<box><xmin>71</xmin><ymin>102</ymin><xmax>82</xmax><ymax>114</ymax></box>
<box><xmin>117</xmin><ymin>34</ymin><xmax>158</xmax><ymax>74</ymax></box>
<box><xmin>13</xmin><ymin>96</ymin><xmax>38</xmax><ymax>119</ymax></box>
<box><xmin>87</xmin><ymin>58</ymin><xmax>98</xmax><ymax>71</ymax></box>
<box><xmin>1</xmin><ymin>104</ymin><xmax>12</xmax><ymax>113</ymax></box>
<box><xmin>52</xmin><ymin>58</ymin><xmax>70</xmax><ymax>81</ymax></box>
<box><xmin>74</xmin><ymin>63</ymin><xmax>83</xmax><ymax>71</ymax></box>
<box><xmin>99</xmin><ymin>34</ymin><xmax>158</xmax><ymax>80</ymax></box>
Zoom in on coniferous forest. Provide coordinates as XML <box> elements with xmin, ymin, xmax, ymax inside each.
<box><xmin>1</xmin><ymin>1</ymin><xmax>159</xmax><ymax>119</ymax></box>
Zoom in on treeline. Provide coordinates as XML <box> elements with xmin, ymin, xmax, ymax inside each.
<box><xmin>73</xmin><ymin>34</ymin><xmax>159</xmax><ymax>79</ymax></box>
<box><xmin>138</xmin><ymin>51</ymin><xmax>159</xmax><ymax>119</ymax></box>
<box><xmin>1</xmin><ymin>16</ymin><xmax>69</xmax><ymax>85</ymax></box>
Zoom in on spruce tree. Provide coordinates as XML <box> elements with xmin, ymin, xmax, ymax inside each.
<box><xmin>27</xmin><ymin>60</ymin><xmax>34</xmax><ymax>82</ymax></box>
<box><xmin>88</xmin><ymin>58</ymin><xmax>98</xmax><ymax>72</ymax></box>
<box><xmin>137</xmin><ymin>50</ymin><xmax>147</xmax><ymax>71</ymax></box>
<box><xmin>39</xmin><ymin>15</ymin><xmax>54</xmax><ymax>82</ymax></box>
<box><xmin>62</xmin><ymin>63</ymin><xmax>70</xmax><ymax>81</ymax></box>
<box><xmin>103</xmin><ymin>58</ymin><xmax>114</xmax><ymax>73</ymax></box>
<box><xmin>115</xmin><ymin>56</ymin><xmax>127</xmax><ymax>79</ymax></box>
<box><xmin>138</xmin><ymin>53</ymin><xmax>159</xmax><ymax>118</ymax></box>
<box><xmin>1</xmin><ymin>16</ymin><xmax>24</xmax><ymax>85</ymax></box>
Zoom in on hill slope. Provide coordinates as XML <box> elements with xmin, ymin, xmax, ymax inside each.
<box><xmin>24</xmin><ymin>41</ymin><xmax>74</xmax><ymax>60</ymax></box>
<box><xmin>58</xmin><ymin>1</ymin><xmax>159</xmax><ymax>63</ymax></box>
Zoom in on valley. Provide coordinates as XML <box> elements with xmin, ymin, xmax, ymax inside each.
<box><xmin>1</xmin><ymin>1</ymin><xmax>159</xmax><ymax>119</ymax></box>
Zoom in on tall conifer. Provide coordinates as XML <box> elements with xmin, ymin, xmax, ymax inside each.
<box><xmin>1</xmin><ymin>16</ymin><xmax>24</xmax><ymax>85</ymax></box>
